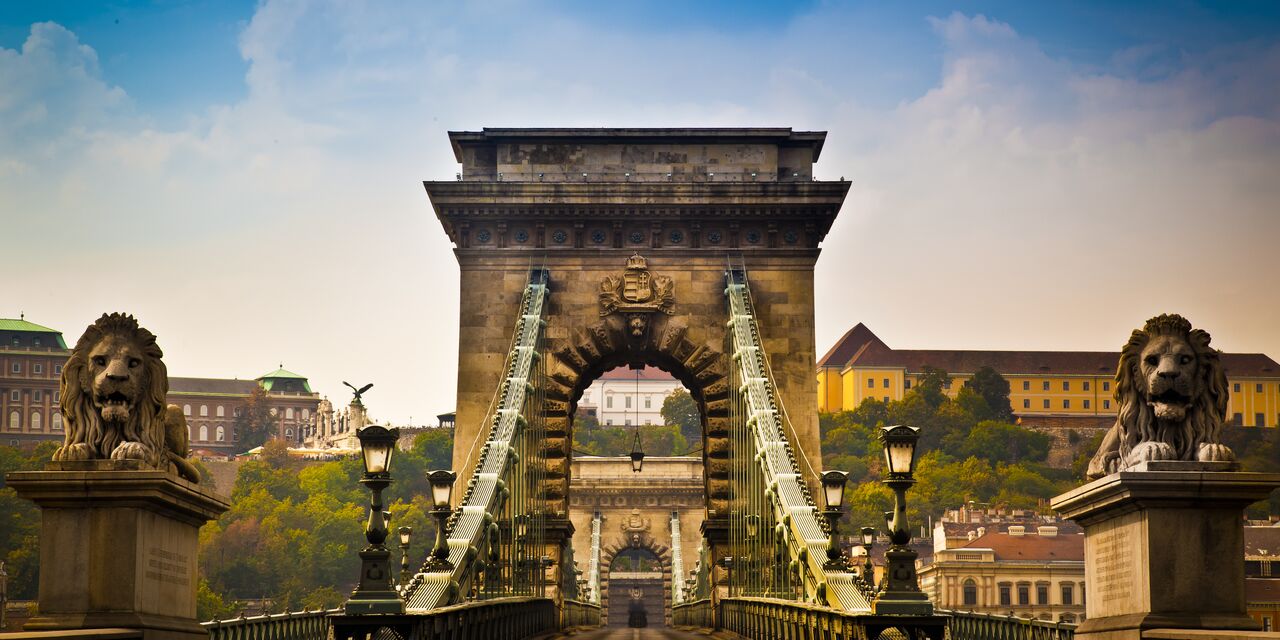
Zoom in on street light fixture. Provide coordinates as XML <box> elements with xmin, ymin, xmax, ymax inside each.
<box><xmin>860</xmin><ymin>526</ymin><xmax>877</xmax><ymax>586</ymax></box>
<box><xmin>872</xmin><ymin>425</ymin><xmax>931</xmax><ymax>615</ymax></box>
<box><xmin>744</xmin><ymin>514</ymin><xmax>760</xmax><ymax>540</ymax></box>
<box><xmin>629</xmin><ymin>429</ymin><xmax>645</xmax><ymax>473</ymax></box>
<box><xmin>423</xmin><ymin>470</ymin><xmax>457</xmax><ymax>572</ymax></box>
<box><xmin>345</xmin><ymin>425</ymin><xmax>404</xmax><ymax>614</ymax></box>
<box><xmin>397</xmin><ymin>526</ymin><xmax>412</xmax><ymax>586</ymax></box>
<box><xmin>820</xmin><ymin>470</ymin><xmax>849</xmax><ymax>570</ymax></box>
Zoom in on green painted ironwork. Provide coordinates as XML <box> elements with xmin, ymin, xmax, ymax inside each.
<box><xmin>203</xmin><ymin>608</ymin><xmax>338</xmax><ymax>640</ymax></box>
<box><xmin>724</xmin><ymin>264</ymin><xmax>871</xmax><ymax>612</ymax></box>
<box><xmin>403</xmin><ymin>269</ymin><xmax>550</xmax><ymax>610</ymax></box>
<box><xmin>942</xmin><ymin>609</ymin><xmax>1077</xmax><ymax>640</ymax></box>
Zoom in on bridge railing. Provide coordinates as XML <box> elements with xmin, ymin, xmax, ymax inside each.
<box><xmin>678</xmin><ymin>599</ymin><xmax>1078</xmax><ymax>640</ymax></box>
<box><xmin>672</xmin><ymin>598</ymin><xmax>714</xmax><ymax>629</ymax></box>
<box><xmin>562</xmin><ymin>599</ymin><xmax>602</xmax><ymax>629</ymax></box>
<box><xmin>203</xmin><ymin>608</ymin><xmax>339</xmax><ymax>640</ymax></box>
<box><xmin>940</xmin><ymin>609</ymin><xmax>1076</xmax><ymax>640</ymax></box>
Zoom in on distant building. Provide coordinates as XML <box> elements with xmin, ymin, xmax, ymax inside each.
<box><xmin>1246</xmin><ymin>526</ymin><xmax>1280</xmax><ymax>631</ymax></box>
<box><xmin>0</xmin><ymin>317</ymin><xmax>70</xmax><ymax>447</ymax></box>
<box><xmin>817</xmin><ymin>323</ymin><xmax>1280</xmax><ymax>463</ymax></box>
<box><xmin>579</xmin><ymin>366</ymin><xmax>682</xmax><ymax>427</ymax></box>
<box><xmin>918</xmin><ymin>504</ymin><xmax>1085</xmax><ymax>622</ymax></box>
<box><xmin>170</xmin><ymin>367</ymin><xmax>321</xmax><ymax>455</ymax></box>
<box><xmin>0</xmin><ymin>316</ymin><xmax>320</xmax><ymax>454</ymax></box>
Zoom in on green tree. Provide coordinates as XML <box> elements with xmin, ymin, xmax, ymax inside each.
<box><xmin>661</xmin><ymin>389</ymin><xmax>701</xmax><ymax>446</ymax></box>
<box><xmin>410</xmin><ymin>427</ymin><xmax>455</xmax><ymax>469</ymax></box>
<box><xmin>913</xmin><ymin>366</ymin><xmax>951</xmax><ymax>408</ymax></box>
<box><xmin>958</xmin><ymin>421</ymin><xmax>1052</xmax><ymax>464</ymax></box>
<box><xmin>233</xmin><ymin>386</ymin><xmax>276</xmax><ymax>452</ymax></box>
<box><xmin>969</xmin><ymin>366</ymin><xmax>1014</xmax><ymax>421</ymax></box>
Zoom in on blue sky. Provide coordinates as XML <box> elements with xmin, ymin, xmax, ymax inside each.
<box><xmin>2</xmin><ymin>1</ymin><xmax>1278</xmax><ymax>423</ymax></box>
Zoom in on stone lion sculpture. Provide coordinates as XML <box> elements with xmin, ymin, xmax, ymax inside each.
<box><xmin>52</xmin><ymin>313</ymin><xmax>200</xmax><ymax>482</ymax></box>
<box><xmin>1086</xmin><ymin>313</ymin><xmax>1234</xmax><ymax>479</ymax></box>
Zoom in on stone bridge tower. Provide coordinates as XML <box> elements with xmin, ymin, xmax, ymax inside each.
<box><xmin>426</xmin><ymin>127</ymin><xmax>850</xmax><ymax>581</ymax></box>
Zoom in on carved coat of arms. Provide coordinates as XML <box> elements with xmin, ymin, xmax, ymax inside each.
<box><xmin>599</xmin><ymin>255</ymin><xmax>675</xmax><ymax>317</ymax></box>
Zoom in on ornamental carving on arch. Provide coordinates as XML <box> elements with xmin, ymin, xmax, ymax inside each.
<box><xmin>599</xmin><ymin>254</ymin><xmax>675</xmax><ymax>317</ymax></box>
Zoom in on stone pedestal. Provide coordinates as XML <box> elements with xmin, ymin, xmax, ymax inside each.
<box><xmin>1051</xmin><ymin>462</ymin><xmax>1280</xmax><ymax>640</ymax></box>
<box><xmin>5</xmin><ymin>461</ymin><xmax>230</xmax><ymax>640</ymax></box>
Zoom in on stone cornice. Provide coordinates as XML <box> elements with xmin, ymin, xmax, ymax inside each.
<box><xmin>425</xmin><ymin>180</ymin><xmax>850</xmax><ymax>206</ymax></box>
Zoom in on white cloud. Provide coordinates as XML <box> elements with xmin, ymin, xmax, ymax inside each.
<box><xmin>2</xmin><ymin>5</ymin><xmax>1278</xmax><ymax>423</ymax></box>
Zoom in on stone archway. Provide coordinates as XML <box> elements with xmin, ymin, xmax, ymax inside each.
<box><xmin>599</xmin><ymin>525</ymin><xmax>672</xmax><ymax>627</ymax></box>
<box><xmin>537</xmin><ymin>290</ymin><xmax>732</xmax><ymax>519</ymax></box>
<box><xmin>432</xmin><ymin>128</ymin><xmax>849</xmax><ymax>603</ymax></box>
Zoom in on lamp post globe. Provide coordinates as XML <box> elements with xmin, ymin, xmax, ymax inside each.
<box><xmin>820</xmin><ymin>470</ymin><xmax>849</xmax><ymax>570</ymax></box>
<box><xmin>344</xmin><ymin>425</ymin><xmax>404</xmax><ymax>614</ymax></box>
<box><xmin>872</xmin><ymin>425</ymin><xmax>931</xmax><ymax>615</ymax></box>
<box><xmin>424</xmin><ymin>470</ymin><xmax>457</xmax><ymax>573</ymax></box>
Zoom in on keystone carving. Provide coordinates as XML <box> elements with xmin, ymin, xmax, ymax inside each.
<box><xmin>599</xmin><ymin>254</ymin><xmax>675</xmax><ymax>317</ymax></box>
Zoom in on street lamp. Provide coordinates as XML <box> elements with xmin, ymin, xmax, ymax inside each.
<box><xmin>397</xmin><ymin>526</ymin><xmax>412</xmax><ymax>586</ymax></box>
<box><xmin>860</xmin><ymin>526</ymin><xmax>876</xmax><ymax>586</ymax></box>
<box><xmin>744</xmin><ymin>514</ymin><xmax>760</xmax><ymax>540</ymax></box>
<box><xmin>820</xmin><ymin>470</ymin><xmax>849</xmax><ymax>570</ymax></box>
<box><xmin>629</xmin><ymin>429</ymin><xmax>645</xmax><ymax>473</ymax></box>
<box><xmin>423</xmin><ymin>470</ymin><xmax>457</xmax><ymax>572</ymax></box>
<box><xmin>872</xmin><ymin>425</ymin><xmax>931</xmax><ymax>615</ymax></box>
<box><xmin>345</xmin><ymin>425</ymin><xmax>404</xmax><ymax>614</ymax></box>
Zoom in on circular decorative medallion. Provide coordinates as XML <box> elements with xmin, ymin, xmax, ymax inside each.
<box><xmin>669</xmin><ymin>230</ymin><xmax>684</xmax><ymax>244</ymax></box>
<box><xmin>476</xmin><ymin>229</ymin><xmax>492</xmax><ymax>243</ymax></box>
<box><xmin>745</xmin><ymin>230</ymin><xmax>762</xmax><ymax>244</ymax></box>
<box><xmin>591</xmin><ymin>229</ymin><xmax>607</xmax><ymax>244</ymax></box>
<box><xmin>629</xmin><ymin>230</ymin><xmax>645</xmax><ymax>244</ymax></box>
<box><xmin>551</xmin><ymin>230</ymin><xmax>568</xmax><ymax>244</ymax></box>
<box><xmin>783</xmin><ymin>230</ymin><xmax>799</xmax><ymax>244</ymax></box>
<box><xmin>513</xmin><ymin>229</ymin><xmax>529</xmax><ymax>244</ymax></box>
<box><xmin>706</xmin><ymin>231</ymin><xmax>723</xmax><ymax>244</ymax></box>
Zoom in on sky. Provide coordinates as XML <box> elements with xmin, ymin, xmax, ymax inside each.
<box><xmin>2</xmin><ymin>1</ymin><xmax>1278</xmax><ymax>425</ymax></box>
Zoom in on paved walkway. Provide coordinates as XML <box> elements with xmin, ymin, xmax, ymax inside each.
<box><xmin>563</xmin><ymin>627</ymin><xmax>712</xmax><ymax>640</ymax></box>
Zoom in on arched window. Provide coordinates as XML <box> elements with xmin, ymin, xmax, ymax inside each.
<box><xmin>30</xmin><ymin>412</ymin><xmax>41</xmax><ymax>431</ymax></box>
<box><xmin>285</xmin><ymin>428</ymin><xmax>293</xmax><ymax>438</ymax></box>
<box><xmin>200</xmin><ymin>405</ymin><xmax>208</xmax><ymax>417</ymax></box>
<box><xmin>301</xmin><ymin>408</ymin><xmax>309</xmax><ymax>420</ymax></box>
<box><xmin>963</xmin><ymin>578</ymin><xmax>978</xmax><ymax>606</ymax></box>
<box><xmin>8</xmin><ymin>411</ymin><xmax>20</xmax><ymax>430</ymax></box>
<box><xmin>216</xmin><ymin>426</ymin><xmax>225</xmax><ymax>442</ymax></box>
<box><xmin>183</xmin><ymin>404</ymin><xmax>191</xmax><ymax>416</ymax></box>
<box><xmin>216</xmin><ymin>406</ymin><xmax>225</xmax><ymax>417</ymax></box>
<box><xmin>52</xmin><ymin>412</ymin><xmax>62</xmax><ymax>430</ymax></box>
<box><xmin>286</xmin><ymin>407</ymin><xmax>294</xmax><ymax>420</ymax></box>
<box><xmin>199</xmin><ymin>425</ymin><xmax>208</xmax><ymax>441</ymax></box>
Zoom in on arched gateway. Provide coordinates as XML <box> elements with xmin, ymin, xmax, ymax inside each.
<box><xmin>427</xmin><ymin>128</ymin><xmax>850</xmax><ymax>605</ymax></box>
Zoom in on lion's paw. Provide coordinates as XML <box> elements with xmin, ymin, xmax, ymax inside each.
<box><xmin>110</xmin><ymin>441</ymin><xmax>155</xmax><ymax>462</ymax></box>
<box><xmin>1126</xmin><ymin>441</ymin><xmax>1177</xmax><ymax>465</ymax></box>
<box><xmin>1197</xmin><ymin>442</ymin><xmax>1235</xmax><ymax>463</ymax></box>
<box><xmin>54</xmin><ymin>442</ymin><xmax>96</xmax><ymax>461</ymax></box>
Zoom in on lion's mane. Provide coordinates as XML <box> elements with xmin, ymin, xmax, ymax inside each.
<box><xmin>55</xmin><ymin>313</ymin><xmax>168</xmax><ymax>468</ymax></box>
<box><xmin>1113</xmin><ymin>314</ymin><xmax>1229</xmax><ymax>465</ymax></box>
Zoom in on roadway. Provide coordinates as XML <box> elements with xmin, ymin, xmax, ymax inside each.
<box><xmin>562</xmin><ymin>627</ymin><xmax>716</xmax><ymax>639</ymax></box>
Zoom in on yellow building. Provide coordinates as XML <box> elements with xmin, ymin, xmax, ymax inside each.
<box><xmin>818</xmin><ymin>323</ymin><xmax>1280</xmax><ymax>429</ymax></box>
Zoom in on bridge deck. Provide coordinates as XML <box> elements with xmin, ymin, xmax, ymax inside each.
<box><xmin>563</xmin><ymin>628</ymin><xmax>716</xmax><ymax>640</ymax></box>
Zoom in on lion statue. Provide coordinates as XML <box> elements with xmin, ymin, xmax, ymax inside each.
<box><xmin>52</xmin><ymin>313</ymin><xmax>201</xmax><ymax>482</ymax></box>
<box><xmin>1086</xmin><ymin>313</ymin><xmax>1234</xmax><ymax>479</ymax></box>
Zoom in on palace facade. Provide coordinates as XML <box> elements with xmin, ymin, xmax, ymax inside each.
<box><xmin>818</xmin><ymin>323</ymin><xmax>1280</xmax><ymax>431</ymax></box>
<box><xmin>0</xmin><ymin>316</ymin><xmax>320</xmax><ymax>454</ymax></box>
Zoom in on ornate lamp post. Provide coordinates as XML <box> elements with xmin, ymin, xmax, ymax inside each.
<box><xmin>872</xmin><ymin>425</ymin><xmax>932</xmax><ymax>615</ymax></box>
<box><xmin>345</xmin><ymin>425</ymin><xmax>404</xmax><ymax>614</ymax></box>
<box><xmin>860</xmin><ymin>526</ymin><xmax>876</xmax><ymax>586</ymax></box>
<box><xmin>423</xmin><ymin>470</ymin><xmax>457</xmax><ymax>572</ymax></box>
<box><xmin>820</xmin><ymin>470</ymin><xmax>849</xmax><ymax>571</ymax></box>
<box><xmin>397</xmin><ymin>526</ymin><xmax>413</xmax><ymax>587</ymax></box>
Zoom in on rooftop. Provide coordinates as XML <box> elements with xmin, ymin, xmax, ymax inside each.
<box><xmin>597</xmin><ymin>365</ymin><xmax>677</xmax><ymax>382</ymax></box>
<box><xmin>960</xmin><ymin>529</ymin><xmax>1084</xmax><ymax>562</ymax></box>
<box><xmin>0</xmin><ymin>317</ymin><xmax>69</xmax><ymax>349</ymax></box>
<box><xmin>820</xmin><ymin>323</ymin><xmax>1280</xmax><ymax>377</ymax></box>
<box><xmin>1246</xmin><ymin>525</ymin><xmax>1280</xmax><ymax>559</ymax></box>
<box><xmin>447</xmin><ymin>127</ymin><xmax>828</xmax><ymax>162</ymax></box>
